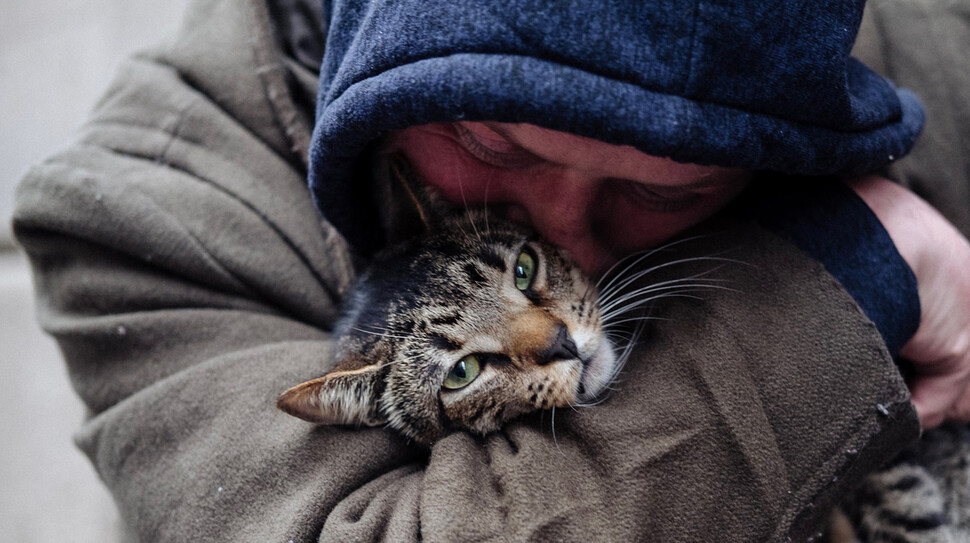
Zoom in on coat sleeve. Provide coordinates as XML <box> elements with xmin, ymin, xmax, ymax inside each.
<box><xmin>12</xmin><ymin>0</ymin><xmax>919</xmax><ymax>541</ymax></box>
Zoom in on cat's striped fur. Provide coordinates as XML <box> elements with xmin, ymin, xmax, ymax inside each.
<box><xmin>277</xmin><ymin>206</ymin><xmax>622</xmax><ymax>444</ymax></box>
<box><xmin>831</xmin><ymin>423</ymin><xmax>970</xmax><ymax>543</ymax></box>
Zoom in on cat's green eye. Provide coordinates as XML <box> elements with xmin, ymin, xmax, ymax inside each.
<box><xmin>514</xmin><ymin>250</ymin><xmax>536</xmax><ymax>291</ymax></box>
<box><xmin>443</xmin><ymin>355</ymin><xmax>481</xmax><ymax>390</ymax></box>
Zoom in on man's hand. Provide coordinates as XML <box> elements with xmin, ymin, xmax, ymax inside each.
<box><xmin>850</xmin><ymin>175</ymin><xmax>970</xmax><ymax>429</ymax></box>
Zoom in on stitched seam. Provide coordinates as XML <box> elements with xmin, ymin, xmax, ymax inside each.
<box><xmin>249</xmin><ymin>0</ymin><xmax>314</xmax><ymax>167</ymax></box>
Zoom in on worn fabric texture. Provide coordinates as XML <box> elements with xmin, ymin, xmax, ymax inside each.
<box><xmin>309</xmin><ymin>0</ymin><xmax>925</xmax><ymax>254</ymax></box>
<box><xmin>12</xmin><ymin>0</ymin><xmax>942</xmax><ymax>541</ymax></box>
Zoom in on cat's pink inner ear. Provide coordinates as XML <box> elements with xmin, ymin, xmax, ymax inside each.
<box><xmin>276</xmin><ymin>365</ymin><xmax>384</xmax><ymax>426</ymax></box>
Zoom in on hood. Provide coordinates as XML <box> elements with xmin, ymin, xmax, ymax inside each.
<box><xmin>308</xmin><ymin>0</ymin><xmax>924</xmax><ymax>252</ymax></box>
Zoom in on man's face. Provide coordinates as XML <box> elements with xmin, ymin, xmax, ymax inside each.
<box><xmin>387</xmin><ymin>122</ymin><xmax>751</xmax><ymax>276</ymax></box>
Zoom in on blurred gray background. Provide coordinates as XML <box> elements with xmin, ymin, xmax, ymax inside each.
<box><xmin>1</xmin><ymin>1</ymin><xmax>189</xmax><ymax>540</ymax></box>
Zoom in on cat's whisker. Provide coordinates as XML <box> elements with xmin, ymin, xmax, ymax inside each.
<box><xmin>575</xmin><ymin>395</ymin><xmax>612</xmax><ymax>408</ymax></box>
<box><xmin>599</xmin><ymin>288</ymin><xmax>723</xmax><ymax>319</ymax></box>
<box><xmin>597</xmin><ymin>248</ymin><xmax>747</xmax><ymax>300</ymax></box>
<box><xmin>352</xmin><ymin>326</ymin><xmax>412</xmax><ymax>340</ymax></box>
<box><xmin>605</xmin><ymin>325</ymin><xmax>647</xmax><ymax>339</ymax></box>
<box><xmin>354</xmin><ymin>323</ymin><xmax>406</xmax><ymax>335</ymax></box>
<box><xmin>573</xmin><ymin>320</ymin><xmax>643</xmax><ymax>409</ymax></box>
<box><xmin>594</xmin><ymin>234</ymin><xmax>724</xmax><ymax>291</ymax></box>
<box><xmin>482</xmin><ymin>169</ymin><xmax>494</xmax><ymax>238</ymax></box>
<box><xmin>598</xmin><ymin>255</ymin><xmax>741</xmax><ymax>303</ymax></box>
<box><xmin>599</xmin><ymin>266</ymin><xmax>730</xmax><ymax>302</ymax></box>
<box><xmin>622</xmin><ymin>323</ymin><xmax>645</xmax><ymax>354</ymax></box>
<box><xmin>598</xmin><ymin>277</ymin><xmax>728</xmax><ymax>311</ymax></box>
<box><xmin>593</xmin><ymin>235</ymin><xmax>711</xmax><ymax>290</ymax></box>
<box><xmin>604</xmin><ymin>316</ymin><xmax>669</xmax><ymax>328</ymax></box>
<box><xmin>602</xmin><ymin>291</ymin><xmax>715</xmax><ymax>319</ymax></box>
<box><xmin>594</xmin><ymin>251</ymin><xmax>664</xmax><ymax>297</ymax></box>
<box><xmin>456</xmin><ymin>173</ymin><xmax>483</xmax><ymax>244</ymax></box>
<box><xmin>620</xmin><ymin>260</ymin><xmax>732</xmax><ymax>285</ymax></box>
<box><xmin>603</xmin><ymin>283</ymin><xmax>739</xmax><ymax>315</ymax></box>
<box><xmin>600</xmin><ymin>321</ymin><xmax>645</xmax><ymax>401</ymax></box>
<box><xmin>603</xmin><ymin>330</ymin><xmax>637</xmax><ymax>340</ymax></box>
<box><xmin>602</xmin><ymin>274</ymin><xmax>734</xmax><ymax>300</ymax></box>
<box><xmin>550</xmin><ymin>406</ymin><xmax>566</xmax><ymax>457</ymax></box>
<box><xmin>600</xmin><ymin>282</ymin><xmax>736</xmax><ymax>316</ymax></box>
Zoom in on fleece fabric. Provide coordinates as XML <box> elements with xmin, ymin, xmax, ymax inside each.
<box><xmin>13</xmin><ymin>0</ymin><xmax>948</xmax><ymax>541</ymax></box>
<box><xmin>308</xmin><ymin>0</ymin><xmax>925</xmax><ymax>254</ymax></box>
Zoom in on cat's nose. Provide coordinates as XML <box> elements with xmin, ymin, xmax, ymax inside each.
<box><xmin>539</xmin><ymin>324</ymin><xmax>579</xmax><ymax>364</ymax></box>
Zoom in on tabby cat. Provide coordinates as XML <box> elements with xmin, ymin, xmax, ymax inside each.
<box><xmin>277</xmin><ymin>156</ymin><xmax>652</xmax><ymax>444</ymax></box>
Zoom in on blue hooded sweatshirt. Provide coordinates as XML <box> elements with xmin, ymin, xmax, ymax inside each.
<box><xmin>306</xmin><ymin>0</ymin><xmax>921</xmax><ymax>355</ymax></box>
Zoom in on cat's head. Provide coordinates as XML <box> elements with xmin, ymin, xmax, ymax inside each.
<box><xmin>278</xmin><ymin>154</ymin><xmax>620</xmax><ymax>444</ymax></box>
<box><xmin>281</xmin><ymin>213</ymin><xmax>622</xmax><ymax>444</ymax></box>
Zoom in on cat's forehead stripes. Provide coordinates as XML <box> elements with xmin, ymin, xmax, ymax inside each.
<box><xmin>476</xmin><ymin>247</ymin><xmax>506</xmax><ymax>272</ymax></box>
<box><xmin>428</xmin><ymin>333</ymin><xmax>462</xmax><ymax>352</ymax></box>
<box><xmin>428</xmin><ymin>313</ymin><xmax>461</xmax><ymax>326</ymax></box>
<box><xmin>462</xmin><ymin>262</ymin><xmax>488</xmax><ymax>286</ymax></box>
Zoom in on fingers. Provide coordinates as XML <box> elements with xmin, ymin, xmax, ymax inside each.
<box><xmin>909</xmin><ymin>358</ymin><xmax>970</xmax><ymax>429</ymax></box>
<box><xmin>947</xmin><ymin>384</ymin><xmax>970</xmax><ymax>422</ymax></box>
<box><xmin>910</xmin><ymin>380</ymin><xmax>950</xmax><ymax>430</ymax></box>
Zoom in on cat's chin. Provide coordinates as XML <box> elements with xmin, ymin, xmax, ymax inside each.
<box><xmin>575</xmin><ymin>340</ymin><xmax>619</xmax><ymax>404</ymax></box>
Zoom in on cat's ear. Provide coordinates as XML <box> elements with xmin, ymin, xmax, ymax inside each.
<box><xmin>378</xmin><ymin>153</ymin><xmax>453</xmax><ymax>245</ymax></box>
<box><xmin>276</xmin><ymin>364</ymin><xmax>386</xmax><ymax>427</ymax></box>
